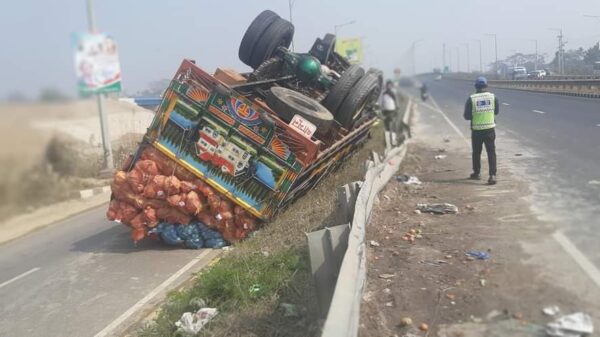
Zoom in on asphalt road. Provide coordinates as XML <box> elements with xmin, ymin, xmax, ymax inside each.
<box><xmin>418</xmin><ymin>76</ymin><xmax>600</xmax><ymax>268</ymax></box>
<box><xmin>0</xmin><ymin>205</ymin><xmax>218</xmax><ymax>337</ymax></box>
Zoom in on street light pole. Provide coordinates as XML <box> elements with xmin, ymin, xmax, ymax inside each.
<box><xmin>463</xmin><ymin>43</ymin><xmax>471</xmax><ymax>73</ymax></box>
<box><xmin>486</xmin><ymin>34</ymin><xmax>498</xmax><ymax>78</ymax></box>
<box><xmin>86</xmin><ymin>0</ymin><xmax>114</xmax><ymax>172</ymax></box>
<box><xmin>288</xmin><ymin>0</ymin><xmax>296</xmax><ymax>50</ymax></box>
<box><xmin>411</xmin><ymin>39</ymin><xmax>423</xmax><ymax>75</ymax></box>
<box><xmin>549</xmin><ymin>28</ymin><xmax>566</xmax><ymax>74</ymax></box>
<box><xmin>529</xmin><ymin>39</ymin><xmax>538</xmax><ymax>71</ymax></box>
<box><xmin>456</xmin><ymin>46</ymin><xmax>460</xmax><ymax>73</ymax></box>
<box><xmin>474</xmin><ymin>39</ymin><xmax>483</xmax><ymax>73</ymax></box>
<box><xmin>334</xmin><ymin>19</ymin><xmax>356</xmax><ymax>36</ymax></box>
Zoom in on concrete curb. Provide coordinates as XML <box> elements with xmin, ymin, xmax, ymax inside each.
<box><xmin>76</xmin><ymin>185</ymin><xmax>111</xmax><ymax>199</ymax></box>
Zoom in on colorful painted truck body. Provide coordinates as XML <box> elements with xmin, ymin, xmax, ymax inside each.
<box><xmin>139</xmin><ymin>59</ymin><xmax>376</xmax><ymax>221</ymax></box>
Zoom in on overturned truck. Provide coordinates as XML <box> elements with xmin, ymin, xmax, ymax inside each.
<box><xmin>107</xmin><ymin>10</ymin><xmax>383</xmax><ymax>248</ymax></box>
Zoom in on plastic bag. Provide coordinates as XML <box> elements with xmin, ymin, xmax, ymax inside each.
<box><xmin>159</xmin><ymin>224</ymin><xmax>184</xmax><ymax>246</ymax></box>
<box><xmin>175</xmin><ymin>308</ymin><xmax>218</xmax><ymax>335</ymax></box>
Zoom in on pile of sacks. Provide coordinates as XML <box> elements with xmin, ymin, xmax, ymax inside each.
<box><xmin>107</xmin><ymin>146</ymin><xmax>258</xmax><ymax>246</ymax></box>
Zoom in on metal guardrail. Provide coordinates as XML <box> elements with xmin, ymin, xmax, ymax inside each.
<box><xmin>307</xmin><ymin>100</ymin><xmax>413</xmax><ymax>337</ymax></box>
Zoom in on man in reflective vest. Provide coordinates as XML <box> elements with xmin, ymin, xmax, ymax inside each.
<box><xmin>464</xmin><ymin>76</ymin><xmax>499</xmax><ymax>185</ymax></box>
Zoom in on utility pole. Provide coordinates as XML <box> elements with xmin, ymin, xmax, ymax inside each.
<box><xmin>486</xmin><ymin>34</ymin><xmax>498</xmax><ymax>78</ymax></box>
<box><xmin>86</xmin><ymin>0</ymin><xmax>114</xmax><ymax>172</ymax></box>
<box><xmin>448</xmin><ymin>48</ymin><xmax>453</xmax><ymax>73</ymax></box>
<box><xmin>288</xmin><ymin>0</ymin><xmax>295</xmax><ymax>50</ymax></box>
<box><xmin>529</xmin><ymin>39</ymin><xmax>538</xmax><ymax>71</ymax></box>
<box><xmin>456</xmin><ymin>47</ymin><xmax>460</xmax><ymax>72</ymax></box>
<box><xmin>463</xmin><ymin>43</ymin><xmax>471</xmax><ymax>73</ymax></box>
<box><xmin>443</xmin><ymin>43</ymin><xmax>447</xmax><ymax>72</ymax></box>
<box><xmin>411</xmin><ymin>39</ymin><xmax>423</xmax><ymax>75</ymax></box>
<box><xmin>334</xmin><ymin>19</ymin><xmax>356</xmax><ymax>36</ymax></box>
<box><xmin>474</xmin><ymin>39</ymin><xmax>483</xmax><ymax>73</ymax></box>
<box><xmin>550</xmin><ymin>28</ymin><xmax>566</xmax><ymax>74</ymax></box>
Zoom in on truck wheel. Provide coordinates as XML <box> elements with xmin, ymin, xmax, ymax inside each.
<box><xmin>249</xmin><ymin>18</ymin><xmax>294</xmax><ymax>69</ymax></box>
<box><xmin>322</xmin><ymin>65</ymin><xmax>364</xmax><ymax>115</ymax></box>
<box><xmin>366</xmin><ymin>68</ymin><xmax>384</xmax><ymax>98</ymax></box>
<box><xmin>336</xmin><ymin>73</ymin><xmax>379</xmax><ymax>130</ymax></box>
<box><xmin>310</xmin><ymin>33</ymin><xmax>336</xmax><ymax>64</ymax></box>
<box><xmin>239</xmin><ymin>10</ymin><xmax>280</xmax><ymax>68</ymax></box>
<box><xmin>266</xmin><ymin>87</ymin><xmax>334</xmax><ymax>133</ymax></box>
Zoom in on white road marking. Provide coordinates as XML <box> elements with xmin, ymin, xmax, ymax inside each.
<box><xmin>0</xmin><ymin>267</ymin><xmax>40</xmax><ymax>289</ymax></box>
<box><xmin>502</xmin><ymin>103</ymin><xmax>510</xmax><ymax>106</ymax></box>
<box><xmin>596</xmin><ymin>124</ymin><xmax>600</xmax><ymax>127</ymax></box>
<box><xmin>93</xmin><ymin>250</ymin><xmax>213</xmax><ymax>337</ymax></box>
<box><xmin>428</xmin><ymin>96</ymin><xmax>471</xmax><ymax>147</ymax></box>
<box><xmin>553</xmin><ymin>231</ymin><xmax>600</xmax><ymax>289</ymax></box>
<box><xmin>533</xmin><ymin>110</ymin><xmax>546</xmax><ymax>114</ymax></box>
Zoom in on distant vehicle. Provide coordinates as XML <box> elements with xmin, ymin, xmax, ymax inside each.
<box><xmin>398</xmin><ymin>77</ymin><xmax>415</xmax><ymax>87</ymax></box>
<box><xmin>593</xmin><ymin>61</ymin><xmax>600</xmax><ymax>76</ymax></box>
<box><xmin>511</xmin><ymin>67</ymin><xmax>528</xmax><ymax>80</ymax></box>
<box><xmin>528</xmin><ymin>70</ymin><xmax>546</xmax><ymax>79</ymax></box>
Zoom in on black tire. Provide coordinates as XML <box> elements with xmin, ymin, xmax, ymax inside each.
<box><xmin>266</xmin><ymin>87</ymin><xmax>334</xmax><ymax>133</ymax></box>
<box><xmin>310</xmin><ymin>33</ymin><xmax>336</xmax><ymax>64</ymax></box>
<box><xmin>322</xmin><ymin>65</ymin><xmax>364</xmax><ymax>115</ymax></box>
<box><xmin>249</xmin><ymin>18</ymin><xmax>294</xmax><ymax>69</ymax></box>
<box><xmin>366</xmin><ymin>68</ymin><xmax>384</xmax><ymax>97</ymax></box>
<box><xmin>250</xmin><ymin>57</ymin><xmax>285</xmax><ymax>81</ymax></box>
<box><xmin>239</xmin><ymin>10</ymin><xmax>280</xmax><ymax>68</ymax></box>
<box><xmin>336</xmin><ymin>74</ymin><xmax>379</xmax><ymax>130</ymax></box>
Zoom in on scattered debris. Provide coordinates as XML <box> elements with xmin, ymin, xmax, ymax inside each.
<box><xmin>417</xmin><ymin>203</ymin><xmax>459</xmax><ymax>214</ymax></box>
<box><xmin>485</xmin><ymin>310</ymin><xmax>504</xmax><ymax>321</ymax></box>
<box><xmin>588</xmin><ymin>180</ymin><xmax>600</xmax><ymax>186</ymax></box>
<box><xmin>379</xmin><ymin>273</ymin><xmax>396</xmax><ymax>279</ymax></box>
<box><xmin>249</xmin><ymin>284</ymin><xmax>261</xmax><ymax>294</ymax></box>
<box><xmin>465</xmin><ymin>204</ymin><xmax>475</xmax><ymax>211</ymax></box>
<box><xmin>446</xmin><ymin>293</ymin><xmax>456</xmax><ymax>300</ymax></box>
<box><xmin>443</xmin><ymin>137</ymin><xmax>451</xmax><ymax>143</ymax></box>
<box><xmin>470</xmin><ymin>315</ymin><xmax>483</xmax><ymax>323</ymax></box>
<box><xmin>512</xmin><ymin>313</ymin><xmax>524</xmax><ymax>320</ymax></box>
<box><xmin>543</xmin><ymin>305</ymin><xmax>561</xmax><ymax>317</ymax></box>
<box><xmin>419</xmin><ymin>323</ymin><xmax>429</xmax><ymax>332</ymax></box>
<box><xmin>369</xmin><ymin>240</ymin><xmax>381</xmax><ymax>247</ymax></box>
<box><xmin>383</xmin><ymin>288</ymin><xmax>391</xmax><ymax>294</ymax></box>
<box><xmin>438</xmin><ymin>148</ymin><xmax>447</xmax><ymax>153</ymax></box>
<box><xmin>396</xmin><ymin>175</ymin><xmax>422</xmax><ymax>185</ymax></box>
<box><xmin>515</xmin><ymin>153</ymin><xmax>523</xmax><ymax>157</ymax></box>
<box><xmin>546</xmin><ymin>312</ymin><xmax>594</xmax><ymax>337</ymax></box>
<box><xmin>434</xmin><ymin>154</ymin><xmax>447</xmax><ymax>160</ymax></box>
<box><xmin>385</xmin><ymin>301</ymin><xmax>394</xmax><ymax>307</ymax></box>
<box><xmin>383</xmin><ymin>194</ymin><xmax>391</xmax><ymax>200</ymax></box>
<box><xmin>279</xmin><ymin>303</ymin><xmax>301</xmax><ymax>318</ymax></box>
<box><xmin>445</xmin><ymin>254</ymin><xmax>453</xmax><ymax>259</ymax></box>
<box><xmin>413</xmin><ymin>209</ymin><xmax>422</xmax><ymax>215</ymax></box>
<box><xmin>402</xmin><ymin>228</ymin><xmax>423</xmax><ymax>243</ymax></box>
<box><xmin>399</xmin><ymin>317</ymin><xmax>413</xmax><ymax>327</ymax></box>
<box><xmin>175</xmin><ymin>308</ymin><xmax>218</xmax><ymax>335</ymax></box>
<box><xmin>188</xmin><ymin>297</ymin><xmax>207</xmax><ymax>309</ymax></box>
<box><xmin>466</xmin><ymin>250</ymin><xmax>491</xmax><ymax>260</ymax></box>
<box><xmin>480</xmin><ymin>279</ymin><xmax>487</xmax><ymax>287</ymax></box>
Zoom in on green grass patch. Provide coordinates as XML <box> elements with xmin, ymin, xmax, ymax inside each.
<box><xmin>139</xmin><ymin>249</ymin><xmax>307</xmax><ymax>337</ymax></box>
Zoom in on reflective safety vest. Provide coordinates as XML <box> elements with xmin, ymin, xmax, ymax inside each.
<box><xmin>470</xmin><ymin>92</ymin><xmax>496</xmax><ymax>130</ymax></box>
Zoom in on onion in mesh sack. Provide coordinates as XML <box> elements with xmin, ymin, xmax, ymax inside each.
<box><xmin>126</xmin><ymin>168</ymin><xmax>145</xmax><ymax>193</ymax></box>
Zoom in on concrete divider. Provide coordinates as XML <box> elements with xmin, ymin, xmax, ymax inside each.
<box><xmin>307</xmin><ymin>100</ymin><xmax>414</xmax><ymax>337</ymax></box>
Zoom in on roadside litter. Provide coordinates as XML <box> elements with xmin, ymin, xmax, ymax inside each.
<box><xmin>369</xmin><ymin>240</ymin><xmax>381</xmax><ymax>247</ymax></box>
<box><xmin>175</xmin><ymin>307</ymin><xmax>218</xmax><ymax>335</ymax></box>
<box><xmin>379</xmin><ymin>273</ymin><xmax>395</xmax><ymax>279</ymax></box>
<box><xmin>280</xmin><ymin>303</ymin><xmax>301</xmax><ymax>318</ymax></box>
<box><xmin>396</xmin><ymin>175</ymin><xmax>422</xmax><ymax>185</ymax></box>
<box><xmin>466</xmin><ymin>250</ymin><xmax>491</xmax><ymax>260</ymax></box>
<box><xmin>402</xmin><ymin>228</ymin><xmax>423</xmax><ymax>243</ymax></box>
<box><xmin>588</xmin><ymin>180</ymin><xmax>600</xmax><ymax>186</ymax></box>
<box><xmin>546</xmin><ymin>312</ymin><xmax>594</xmax><ymax>337</ymax></box>
<box><xmin>417</xmin><ymin>203</ymin><xmax>459</xmax><ymax>214</ymax></box>
<box><xmin>543</xmin><ymin>305</ymin><xmax>561</xmax><ymax>316</ymax></box>
<box><xmin>434</xmin><ymin>154</ymin><xmax>447</xmax><ymax>160</ymax></box>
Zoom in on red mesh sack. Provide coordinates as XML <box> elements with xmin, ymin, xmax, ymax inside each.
<box><xmin>180</xmin><ymin>181</ymin><xmax>198</xmax><ymax>194</ymax></box>
<box><xmin>126</xmin><ymin>168</ymin><xmax>145</xmax><ymax>193</ymax></box>
<box><xmin>143</xmin><ymin>207</ymin><xmax>159</xmax><ymax>228</ymax></box>
<box><xmin>164</xmin><ymin>176</ymin><xmax>181</xmax><ymax>195</ymax></box>
<box><xmin>167</xmin><ymin>194</ymin><xmax>186</xmax><ymax>209</ymax></box>
<box><xmin>107</xmin><ymin>200</ymin><xmax>120</xmax><ymax>221</ymax></box>
<box><xmin>157</xmin><ymin>207</ymin><xmax>191</xmax><ymax>224</ymax></box>
<box><xmin>184</xmin><ymin>191</ymin><xmax>203</xmax><ymax>215</ymax></box>
<box><xmin>131</xmin><ymin>228</ymin><xmax>145</xmax><ymax>243</ymax></box>
<box><xmin>197</xmin><ymin>212</ymin><xmax>218</xmax><ymax>228</ymax></box>
<box><xmin>129</xmin><ymin>213</ymin><xmax>146</xmax><ymax>229</ymax></box>
<box><xmin>207</xmin><ymin>194</ymin><xmax>221</xmax><ymax>212</ymax></box>
<box><xmin>120</xmin><ymin>202</ymin><xmax>139</xmax><ymax>222</ymax></box>
<box><xmin>114</xmin><ymin>171</ymin><xmax>128</xmax><ymax>185</ymax></box>
<box><xmin>135</xmin><ymin>159</ymin><xmax>160</xmax><ymax>177</ymax></box>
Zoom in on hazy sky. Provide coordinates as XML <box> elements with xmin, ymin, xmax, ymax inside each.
<box><xmin>2</xmin><ymin>0</ymin><xmax>600</xmax><ymax>98</ymax></box>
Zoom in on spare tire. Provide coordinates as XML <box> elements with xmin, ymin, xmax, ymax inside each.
<box><xmin>239</xmin><ymin>10</ymin><xmax>280</xmax><ymax>68</ymax></box>
<box><xmin>310</xmin><ymin>33</ymin><xmax>337</xmax><ymax>64</ymax></box>
<box><xmin>336</xmin><ymin>74</ymin><xmax>379</xmax><ymax>130</ymax></box>
<box><xmin>266</xmin><ymin>87</ymin><xmax>334</xmax><ymax>133</ymax></box>
<box><xmin>322</xmin><ymin>65</ymin><xmax>364</xmax><ymax>115</ymax></box>
<box><xmin>249</xmin><ymin>18</ymin><xmax>294</xmax><ymax>70</ymax></box>
<box><xmin>366</xmin><ymin>68</ymin><xmax>384</xmax><ymax>98</ymax></box>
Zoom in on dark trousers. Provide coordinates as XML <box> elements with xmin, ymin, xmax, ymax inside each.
<box><xmin>471</xmin><ymin>128</ymin><xmax>497</xmax><ymax>176</ymax></box>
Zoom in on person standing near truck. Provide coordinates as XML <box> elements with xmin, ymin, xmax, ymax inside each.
<box><xmin>381</xmin><ymin>80</ymin><xmax>397</xmax><ymax>131</ymax></box>
<box><xmin>464</xmin><ymin>76</ymin><xmax>499</xmax><ymax>185</ymax></box>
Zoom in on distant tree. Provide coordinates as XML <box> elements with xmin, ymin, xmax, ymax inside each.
<box><xmin>5</xmin><ymin>91</ymin><xmax>29</xmax><ymax>102</ymax></box>
<box><xmin>137</xmin><ymin>79</ymin><xmax>170</xmax><ymax>97</ymax></box>
<box><xmin>549</xmin><ymin>48</ymin><xmax>590</xmax><ymax>75</ymax></box>
<box><xmin>39</xmin><ymin>87</ymin><xmax>70</xmax><ymax>102</ymax></box>
<box><xmin>584</xmin><ymin>42</ymin><xmax>600</xmax><ymax>64</ymax></box>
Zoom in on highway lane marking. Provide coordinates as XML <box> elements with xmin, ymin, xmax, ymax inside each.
<box><xmin>553</xmin><ymin>231</ymin><xmax>600</xmax><ymax>289</ymax></box>
<box><xmin>502</xmin><ymin>102</ymin><xmax>510</xmax><ymax>106</ymax></box>
<box><xmin>533</xmin><ymin>110</ymin><xmax>546</xmax><ymax>114</ymax></box>
<box><xmin>428</xmin><ymin>96</ymin><xmax>471</xmax><ymax>147</ymax></box>
<box><xmin>93</xmin><ymin>249</ymin><xmax>213</xmax><ymax>337</ymax></box>
<box><xmin>0</xmin><ymin>267</ymin><xmax>40</xmax><ymax>289</ymax></box>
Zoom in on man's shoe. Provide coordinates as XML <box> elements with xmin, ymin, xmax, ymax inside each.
<box><xmin>488</xmin><ymin>175</ymin><xmax>497</xmax><ymax>185</ymax></box>
<box><xmin>469</xmin><ymin>173</ymin><xmax>481</xmax><ymax>180</ymax></box>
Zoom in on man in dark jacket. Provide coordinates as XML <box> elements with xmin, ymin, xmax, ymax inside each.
<box><xmin>464</xmin><ymin>77</ymin><xmax>499</xmax><ymax>185</ymax></box>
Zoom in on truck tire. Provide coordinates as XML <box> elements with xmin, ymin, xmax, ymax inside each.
<box><xmin>310</xmin><ymin>33</ymin><xmax>337</xmax><ymax>64</ymax></box>
<box><xmin>266</xmin><ymin>87</ymin><xmax>334</xmax><ymax>133</ymax></box>
<box><xmin>366</xmin><ymin>68</ymin><xmax>384</xmax><ymax>98</ymax></box>
<box><xmin>322</xmin><ymin>65</ymin><xmax>364</xmax><ymax>115</ymax></box>
<box><xmin>249</xmin><ymin>18</ymin><xmax>294</xmax><ymax>70</ymax></box>
<box><xmin>239</xmin><ymin>10</ymin><xmax>280</xmax><ymax>68</ymax></box>
<box><xmin>336</xmin><ymin>73</ymin><xmax>379</xmax><ymax>130</ymax></box>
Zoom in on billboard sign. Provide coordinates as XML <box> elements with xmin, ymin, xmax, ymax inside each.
<box><xmin>73</xmin><ymin>33</ymin><xmax>122</xmax><ymax>96</ymax></box>
<box><xmin>335</xmin><ymin>38</ymin><xmax>364</xmax><ymax>65</ymax></box>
